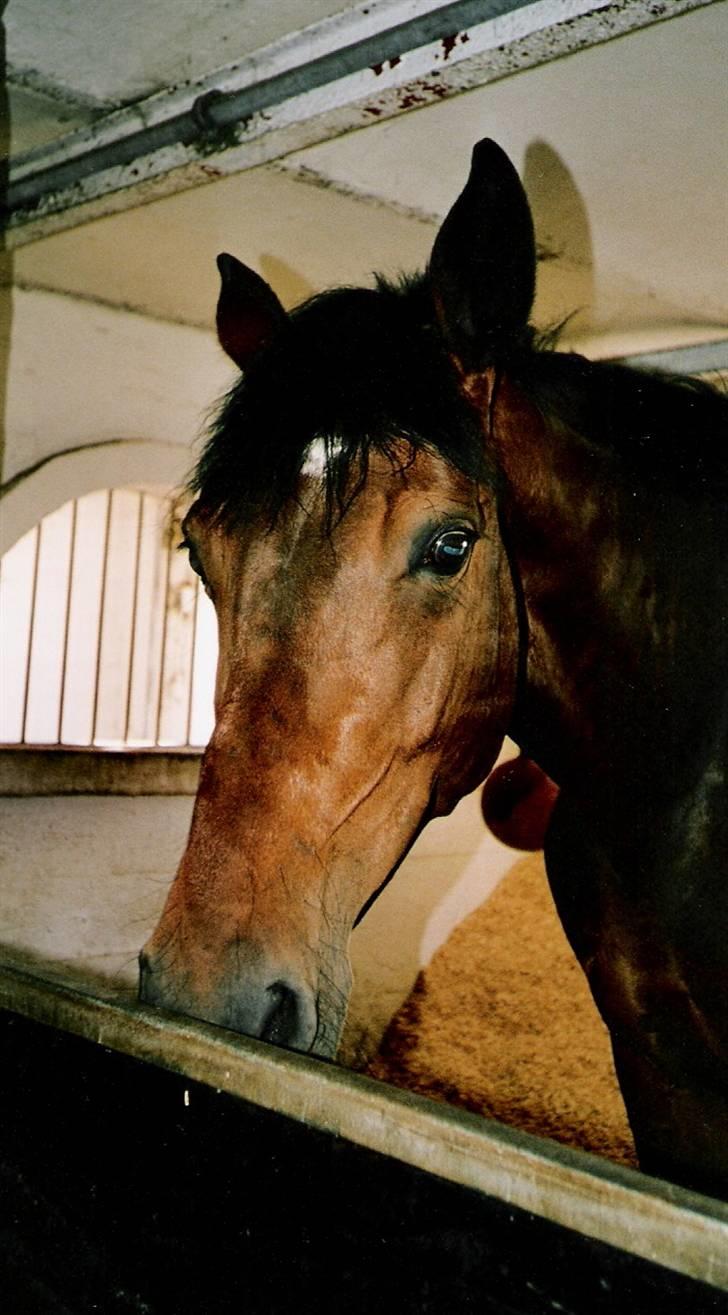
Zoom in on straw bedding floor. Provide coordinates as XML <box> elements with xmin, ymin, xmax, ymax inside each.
<box><xmin>369</xmin><ymin>853</ymin><xmax>637</xmax><ymax>1168</ymax></box>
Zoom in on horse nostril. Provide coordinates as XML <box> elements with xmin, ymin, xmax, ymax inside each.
<box><xmin>261</xmin><ymin>982</ymin><xmax>302</xmax><ymax>1048</ymax></box>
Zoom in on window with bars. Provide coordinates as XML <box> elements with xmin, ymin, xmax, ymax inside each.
<box><xmin>0</xmin><ymin>488</ymin><xmax>217</xmax><ymax>749</ymax></box>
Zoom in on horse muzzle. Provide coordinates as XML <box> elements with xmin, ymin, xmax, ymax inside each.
<box><xmin>138</xmin><ymin>944</ymin><xmax>321</xmax><ymax>1054</ymax></box>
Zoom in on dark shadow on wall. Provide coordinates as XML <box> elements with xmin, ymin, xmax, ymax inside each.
<box><xmin>259</xmin><ymin>254</ymin><xmax>315</xmax><ymax>310</ymax></box>
<box><xmin>522</xmin><ymin>138</ymin><xmax>595</xmax><ymax>341</ymax></box>
<box><xmin>0</xmin><ymin>5</ymin><xmax>13</xmax><ymax>484</ymax></box>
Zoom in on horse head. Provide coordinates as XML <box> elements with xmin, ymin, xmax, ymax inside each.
<box><xmin>139</xmin><ymin>141</ymin><xmax>540</xmax><ymax>1054</ymax></box>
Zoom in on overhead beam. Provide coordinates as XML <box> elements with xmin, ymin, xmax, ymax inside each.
<box><xmin>5</xmin><ymin>0</ymin><xmax>714</xmax><ymax>244</ymax></box>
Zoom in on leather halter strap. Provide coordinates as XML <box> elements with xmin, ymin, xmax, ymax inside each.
<box><xmin>496</xmin><ymin>498</ymin><xmax>529</xmax><ymax>740</ymax></box>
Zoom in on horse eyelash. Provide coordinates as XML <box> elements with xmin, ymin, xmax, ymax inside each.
<box><xmin>178</xmin><ymin>538</ymin><xmax>209</xmax><ymax>591</ymax></box>
<box><xmin>178</xmin><ymin>536</ymin><xmax>200</xmax><ymax>567</ymax></box>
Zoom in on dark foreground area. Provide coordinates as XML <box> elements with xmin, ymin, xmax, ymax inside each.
<box><xmin>0</xmin><ymin>1010</ymin><xmax>725</xmax><ymax>1315</ymax></box>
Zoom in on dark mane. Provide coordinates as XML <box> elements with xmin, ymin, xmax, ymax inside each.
<box><xmin>518</xmin><ymin>351</ymin><xmax>728</xmax><ymax>501</ymax></box>
<box><xmin>194</xmin><ymin>274</ymin><xmax>728</xmax><ymax>522</ymax></box>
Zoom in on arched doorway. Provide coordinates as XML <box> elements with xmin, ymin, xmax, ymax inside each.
<box><xmin>1</xmin><ymin>486</ymin><xmax>216</xmax><ymax>748</ymax></box>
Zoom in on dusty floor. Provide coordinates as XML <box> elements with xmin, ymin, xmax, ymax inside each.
<box><xmin>370</xmin><ymin>853</ymin><xmax>637</xmax><ymax>1168</ymax></box>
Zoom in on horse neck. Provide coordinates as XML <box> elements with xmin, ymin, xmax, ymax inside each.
<box><xmin>486</xmin><ymin>372</ymin><xmax>726</xmax><ymax>798</ymax></box>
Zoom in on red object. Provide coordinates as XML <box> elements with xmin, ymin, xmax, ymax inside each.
<box><xmin>481</xmin><ymin>755</ymin><xmax>559</xmax><ymax>851</ymax></box>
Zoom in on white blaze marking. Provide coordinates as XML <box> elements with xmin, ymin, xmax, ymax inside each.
<box><xmin>301</xmin><ymin>436</ymin><xmax>342</xmax><ymax>477</ymax></box>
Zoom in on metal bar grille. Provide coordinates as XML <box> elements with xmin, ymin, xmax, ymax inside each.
<box><xmin>184</xmin><ymin>571</ymin><xmax>201</xmax><ymax>748</ymax></box>
<box><xmin>19</xmin><ymin>524</ymin><xmax>42</xmax><ymax>745</ymax></box>
<box><xmin>154</xmin><ymin>526</ymin><xmax>175</xmax><ymax>747</ymax></box>
<box><xmin>123</xmin><ymin>492</ymin><xmax>145</xmax><ymax>744</ymax></box>
<box><xmin>90</xmin><ymin>490</ymin><xmax>114</xmax><ymax>746</ymax></box>
<box><xmin>0</xmin><ymin>489</ymin><xmax>216</xmax><ymax>750</ymax></box>
<box><xmin>56</xmin><ymin>498</ymin><xmax>79</xmax><ymax>746</ymax></box>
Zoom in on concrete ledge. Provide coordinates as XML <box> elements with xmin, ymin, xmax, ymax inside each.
<box><xmin>0</xmin><ymin>746</ymin><xmax>202</xmax><ymax>796</ymax></box>
<box><xmin>1</xmin><ymin>953</ymin><xmax>727</xmax><ymax>1288</ymax></box>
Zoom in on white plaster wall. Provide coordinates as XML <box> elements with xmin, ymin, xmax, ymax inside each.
<box><xmin>0</xmin><ymin>794</ymin><xmax>190</xmax><ymax>976</ymax></box>
<box><xmin>1</xmin><ymin>287</ymin><xmax>231</xmax><ymax>487</ymax></box>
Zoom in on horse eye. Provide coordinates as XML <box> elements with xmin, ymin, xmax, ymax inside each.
<box><xmin>179</xmin><ymin>538</ymin><xmax>209</xmax><ymax>591</ymax></box>
<box><xmin>423</xmin><ymin>528</ymin><xmax>475</xmax><ymax>577</ymax></box>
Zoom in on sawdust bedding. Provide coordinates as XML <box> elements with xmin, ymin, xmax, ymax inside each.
<box><xmin>369</xmin><ymin>853</ymin><xmax>637</xmax><ymax>1168</ymax></box>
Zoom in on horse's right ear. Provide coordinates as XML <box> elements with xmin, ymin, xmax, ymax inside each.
<box><xmin>216</xmin><ymin>253</ymin><xmax>288</xmax><ymax>369</ymax></box>
<box><xmin>429</xmin><ymin>139</ymin><xmax>536</xmax><ymax>373</ymax></box>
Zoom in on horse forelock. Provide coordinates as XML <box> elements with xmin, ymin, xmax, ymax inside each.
<box><xmin>192</xmin><ymin>277</ymin><xmax>490</xmax><ymax>530</ymax></box>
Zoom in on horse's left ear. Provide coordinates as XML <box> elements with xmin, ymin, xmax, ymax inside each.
<box><xmin>216</xmin><ymin>253</ymin><xmax>288</xmax><ymax>369</ymax></box>
<box><xmin>429</xmin><ymin>139</ymin><xmax>536</xmax><ymax>372</ymax></box>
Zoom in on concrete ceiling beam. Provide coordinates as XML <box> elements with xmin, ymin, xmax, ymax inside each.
<box><xmin>5</xmin><ymin>0</ymin><xmax>713</xmax><ymax>244</ymax></box>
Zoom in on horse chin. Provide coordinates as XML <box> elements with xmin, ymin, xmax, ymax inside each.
<box><xmin>140</xmin><ymin>908</ymin><xmax>355</xmax><ymax>1060</ymax></box>
<box><xmin>311</xmin><ymin>944</ymin><xmax>353</xmax><ymax>1061</ymax></box>
<box><xmin>312</xmin><ymin>1009</ymin><xmax>348</xmax><ymax>1061</ymax></box>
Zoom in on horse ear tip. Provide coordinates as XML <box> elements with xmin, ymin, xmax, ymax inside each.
<box><xmin>471</xmin><ymin>137</ymin><xmax>507</xmax><ymax>172</ymax></box>
<box><xmin>217</xmin><ymin>252</ymin><xmax>236</xmax><ymax>281</ymax></box>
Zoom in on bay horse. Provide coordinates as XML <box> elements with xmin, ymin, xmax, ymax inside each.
<box><xmin>140</xmin><ymin>139</ymin><xmax>728</xmax><ymax>1198</ymax></box>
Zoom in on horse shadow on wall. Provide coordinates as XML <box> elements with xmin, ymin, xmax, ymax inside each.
<box><xmin>523</xmin><ymin>138</ymin><xmax>595</xmax><ymax>344</ymax></box>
